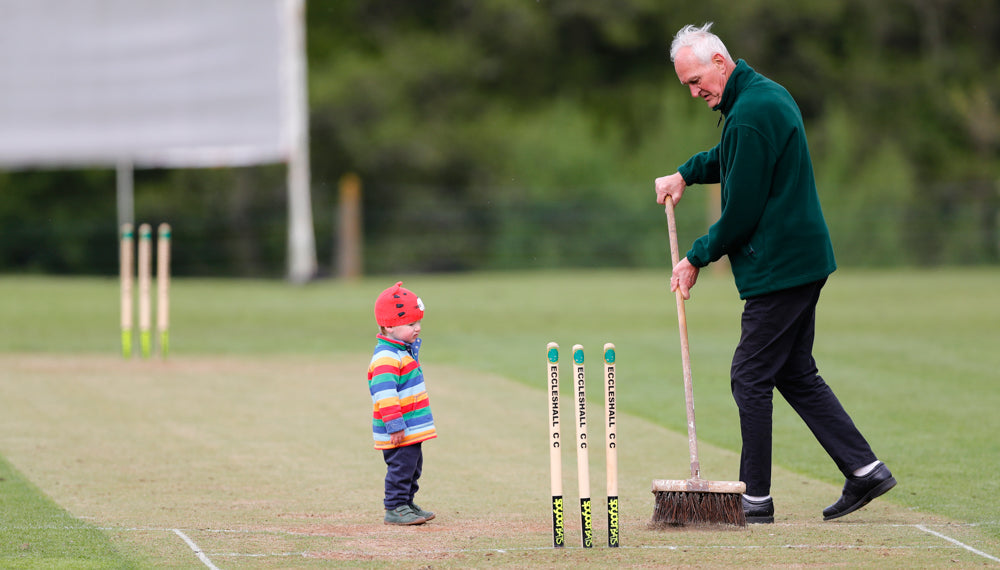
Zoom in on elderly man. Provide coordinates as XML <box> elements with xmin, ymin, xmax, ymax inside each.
<box><xmin>654</xmin><ymin>23</ymin><xmax>895</xmax><ymax>523</ymax></box>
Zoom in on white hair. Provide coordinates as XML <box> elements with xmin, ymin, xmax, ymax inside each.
<box><xmin>669</xmin><ymin>22</ymin><xmax>733</xmax><ymax>64</ymax></box>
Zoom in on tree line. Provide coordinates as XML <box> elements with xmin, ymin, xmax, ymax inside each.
<box><xmin>2</xmin><ymin>0</ymin><xmax>996</xmax><ymax>276</ymax></box>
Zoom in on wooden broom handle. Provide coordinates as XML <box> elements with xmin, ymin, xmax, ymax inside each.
<box><xmin>664</xmin><ymin>198</ymin><xmax>701</xmax><ymax>480</ymax></box>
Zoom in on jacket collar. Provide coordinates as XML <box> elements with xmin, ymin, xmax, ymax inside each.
<box><xmin>714</xmin><ymin>59</ymin><xmax>755</xmax><ymax>116</ymax></box>
<box><xmin>376</xmin><ymin>334</ymin><xmax>420</xmax><ymax>358</ymax></box>
<box><xmin>376</xmin><ymin>334</ymin><xmax>407</xmax><ymax>349</ymax></box>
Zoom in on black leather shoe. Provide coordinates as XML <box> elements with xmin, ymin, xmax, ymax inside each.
<box><xmin>823</xmin><ymin>462</ymin><xmax>896</xmax><ymax>521</ymax></box>
<box><xmin>742</xmin><ymin>496</ymin><xmax>774</xmax><ymax>524</ymax></box>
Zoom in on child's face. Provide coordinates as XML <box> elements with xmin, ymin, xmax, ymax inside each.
<box><xmin>385</xmin><ymin>320</ymin><xmax>421</xmax><ymax>344</ymax></box>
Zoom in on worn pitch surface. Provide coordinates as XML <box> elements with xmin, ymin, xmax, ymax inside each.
<box><xmin>1</xmin><ymin>354</ymin><xmax>997</xmax><ymax>568</ymax></box>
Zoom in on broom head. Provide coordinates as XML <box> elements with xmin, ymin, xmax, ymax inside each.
<box><xmin>651</xmin><ymin>478</ymin><xmax>747</xmax><ymax>527</ymax></box>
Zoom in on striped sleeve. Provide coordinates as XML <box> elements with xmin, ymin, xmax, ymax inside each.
<box><xmin>369</xmin><ymin>353</ymin><xmax>406</xmax><ymax>436</ymax></box>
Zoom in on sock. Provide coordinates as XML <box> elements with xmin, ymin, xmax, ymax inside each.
<box><xmin>852</xmin><ymin>460</ymin><xmax>881</xmax><ymax>477</ymax></box>
<box><xmin>742</xmin><ymin>494</ymin><xmax>771</xmax><ymax>502</ymax></box>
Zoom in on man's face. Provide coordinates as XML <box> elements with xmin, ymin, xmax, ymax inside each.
<box><xmin>674</xmin><ymin>47</ymin><xmax>728</xmax><ymax>109</ymax></box>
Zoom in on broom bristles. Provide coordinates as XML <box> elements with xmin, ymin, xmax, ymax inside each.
<box><xmin>651</xmin><ymin>491</ymin><xmax>747</xmax><ymax>527</ymax></box>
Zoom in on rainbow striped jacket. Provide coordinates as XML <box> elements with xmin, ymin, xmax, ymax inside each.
<box><xmin>367</xmin><ymin>334</ymin><xmax>436</xmax><ymax>450</ymax></box>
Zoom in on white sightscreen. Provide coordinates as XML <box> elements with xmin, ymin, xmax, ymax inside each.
<box><xmin>0</xmin><ymin>0</ymin><xmax>296</xmax><ymax>168</ymax></box>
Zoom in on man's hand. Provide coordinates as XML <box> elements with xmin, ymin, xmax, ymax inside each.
<box><xmin>671</xmin><ymin>257</ymin><xmax>700</xmax><ymax>300</ymax></box>
<box><xmin>655</xmin><ymin>172</ymin><xmax>687</xmax><ymax>210</ymax></box>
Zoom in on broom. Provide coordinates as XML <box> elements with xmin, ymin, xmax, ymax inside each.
<box><xmin>650</xmin><ymin>198</ymin><xmax>746</xmax><ymax>527</ymax></box>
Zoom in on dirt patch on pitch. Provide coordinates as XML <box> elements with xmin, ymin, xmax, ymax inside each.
<box><xmin>299</xmin><ymin>519</ymin><xmax>548</xmax><ymax>561</ymax></box>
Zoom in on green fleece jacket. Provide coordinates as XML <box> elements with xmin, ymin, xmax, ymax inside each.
<box><xmin>678</xmin><ymin>60</ymin><xmax>836</xmax><ymax>299</ymax></box>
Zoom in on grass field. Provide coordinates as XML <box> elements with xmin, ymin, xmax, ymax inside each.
<box><xmin>1</xmin><ymin>269</ymin><xmax>999</xmax><ymax>568</ymax></box>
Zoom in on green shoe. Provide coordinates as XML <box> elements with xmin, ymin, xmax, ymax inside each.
<box><xmin>409</xmin><ymin>502</ymin><xmax>435</xmax><ymax>521</ymax></box>
<box><xmin>384</xmin><ymin>504</ymin><xmax>426</xmax><ymax>526</ymax></box>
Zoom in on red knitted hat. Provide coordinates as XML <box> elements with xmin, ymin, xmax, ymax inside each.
<box><xmin>374</xmin><ymin>281</ymin><xmax>425</xmax><ymax>327</ymax></box>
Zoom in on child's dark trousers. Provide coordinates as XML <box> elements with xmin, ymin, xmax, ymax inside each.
<box><xmin>382</xmin><ymin>442</ymin><xmax>423</xmax><ymax>509</ymax></box>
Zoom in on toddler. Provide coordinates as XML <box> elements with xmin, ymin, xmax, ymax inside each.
<box><xmin>368</xmin><ymin>282</ymin><xmax>437</xmax><ymax>525</ymax></box>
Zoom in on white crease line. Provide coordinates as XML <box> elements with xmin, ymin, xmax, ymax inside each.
<box><xmin>172</xmin><ymin>529</ymin><xmax>222</xmax><ymax>570</ymax></box>
<box><xmin>208</xmin><ymin>544</ymin><xmax>977</xmax><ymax>557</ymax></box>
<box><xmin>18</xmin><ymin>523</ymin><xmax>995</xmax><ymax>563</ymax></box>
<box><xmin>915</xmin><ymin>524</ymin><xmax>1000</xmax><ymax>563</ymax></box>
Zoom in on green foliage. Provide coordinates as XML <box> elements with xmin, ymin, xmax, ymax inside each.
<box><xmin>0</xmin><ymin>169</ymin><xmax>118</xmax><ymax>274</ymax></box>
<box><xmin>814</xmin><ymin>105</ymin><xmax>917</xmax><ymax>266</ymax></box>
<box><xmin>1</xmin><ymin>0</ymin><xmax>997</xmax><ymax>275</ymax></box>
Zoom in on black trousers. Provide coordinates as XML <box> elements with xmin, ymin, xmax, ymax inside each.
<box><xmin>732</xmin><ymin>278</ymin><xmax>877</xmax><ymax>497</ymax></box>
<box><xmin>382</xmin><ymin>443</ymin><xmax>423</xmax><ymax>509</ymax></box>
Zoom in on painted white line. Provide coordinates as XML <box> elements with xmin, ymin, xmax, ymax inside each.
<box><xmin>172</xmin><ymin>529</ymin><xmax>222</xmax><ymax>570</ymax></box>
<box><xmin>17</xmin><ymin>522</ymin><xmax>994</xmax><ymax>563</ymax></box>
<box><xmin>915</xmin><ymin>524</ymin><xmax>1000</xmax><ymax>563</ymax></box>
